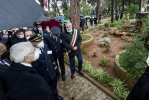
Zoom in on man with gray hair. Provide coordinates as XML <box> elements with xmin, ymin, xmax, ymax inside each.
<box><xmin>61</xmin><ymin>22</ymin><xmax>83</xmax><ymax>79</ymax></box>
<box><xmin>5</xmin><ymin>42</ymin><xmax>54</xmax><ymax>100</ymax></box>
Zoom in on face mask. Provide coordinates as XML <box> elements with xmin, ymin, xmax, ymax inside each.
<box><xmin>34</xmin><ymin>50</ymin><xmax>40</xmax><ymax>61</ymax></box>
<box><xmin>38</xmin><ymin>28</ymin><xmax>42</xmax><ymax>31</ymax></box>
<box><xmin>67</xmin><ymin>29</ymin><xmax>73</xmax><ymax>33</ymax></box>
<box><xmin>26</xmin><ymin>36</ymin><xmax>30</xmax><ymax>40</ymax></box>
<box><xmin>37</xmin><ymin>41</ymin><xmax>44</xmax><ymax>48</ymax></box>
<box><xmin>1</xmin><ymin>50</ymin><xmax>10</xmax><ymax>60</ymax></box>
<box><xmin>46</xmin><ymin>29</ymin><xmax>50</xmax><ymax>32</ymax></box>
<box><xmin>19</xmin><ymin>34</ymin><xmax>24</xmax><ymax>39</ymax></box>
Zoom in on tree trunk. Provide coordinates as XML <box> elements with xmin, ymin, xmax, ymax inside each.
<box><xmin>111</xmin><ymin>0</ymin><xmax>114</xmax><ymax>23</ymax></box>
<box><xmin>96</xmin><ymin>0</ymin><xmax>100</xmax><ymax>22</ymax></box>
<box><xmin>128</xmin><ymin>0</ymin><xmax>131</xmax><ymax>6</ymax></box>
<box><xmin>70</xmin><ymin>0</ymin><xmax>80</xmax><ymax>29</ymax></box>
<box><xmin>139</xmin><ymin>0</ymin><xmax>142</xmax><ymax>11</ymax></box>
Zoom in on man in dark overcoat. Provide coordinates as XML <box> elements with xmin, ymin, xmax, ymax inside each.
<box><xmin>28</xmin><ymin>34</ymin><xmax>63</xmax><ymax>100</ymax></box>
<box><xmin>61</xmin><ymin>22</ymin><xmax>83</xmax><ymax>79</ymax></box>
<box><xmin>44</xmin><ymin>26</ymin><xmax>66</xmax><ymax>81</ymax></box>
<box><xmin>0</xmin><ymin>42</ymin><xmax>11</xmax><ymax>100</ymax></box>
<box><xmin>5</xmin><ymin>42</ymin><xmax>54</xmax><ymax>100</ymax></box>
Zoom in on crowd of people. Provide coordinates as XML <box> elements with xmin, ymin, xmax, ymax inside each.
<box><xmin>0</xmin><ymin>21</ymin><xmax>84</xmax><ymax>100</ymax></box>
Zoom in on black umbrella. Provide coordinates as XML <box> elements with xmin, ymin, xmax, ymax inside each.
<box><xmin>0</xmin><ymin>0</ymin><xmax>47</xmax><ymax>30</ymax></box>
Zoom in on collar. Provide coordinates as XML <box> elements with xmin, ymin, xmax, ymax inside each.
<box><xmin>21</xmin><ymin>63</ymin><xmax>32</xmax><ymax>67</ymax></box>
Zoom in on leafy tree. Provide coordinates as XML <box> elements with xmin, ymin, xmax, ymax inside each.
<box><xmin>79</xmin><ymin>2</ymin><xmax>92</xmax><ymax>15</ymax></box>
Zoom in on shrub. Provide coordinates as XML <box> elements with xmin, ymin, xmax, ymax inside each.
<box><xmin>103</xmin><ymin>32</ymin><xmax>108</xmax><ymax>37</ymax></box>
<box><xmin>125</xmin><ymin>4</ymin><xmax>139</xmax><ymax>17</ymax></box>
<box><xmin>119</xmin><ymin>39</ymin><xmax>148</xmax><ymax>79</ymax></box>
<box><xmin>81</xmin><ymin>34</ymin><xmax>92</xmax><ymax>42</ymax></box>
<box><xmin>99</xmin><ymin>37</ymin><xmax>110</xmax><ymax>46</ymax></box>
<box><xmin>99</xmin><ymin>56</ymin><xmax>109</xmax><ymax>66</ymax></box>
<box><xmin>80</xmin><ymin>46</ymin><xmax>87</xmax><ymax>54</ymax></box>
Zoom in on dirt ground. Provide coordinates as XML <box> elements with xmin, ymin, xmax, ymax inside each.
<box><xmin>82</xmin><ymin>28</ymin><xmax>123</xmax><ymax>78</ymax></box>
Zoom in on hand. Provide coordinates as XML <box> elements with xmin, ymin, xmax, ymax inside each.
<box><xmin>73</xmin><ymin>46</ymin><xmax>78</xmax><ymax>51</ymax></box>
<box><xmin>2</xmin><ymin>34</ymin><xmax>8</xmax><ymax>39</ymax></box>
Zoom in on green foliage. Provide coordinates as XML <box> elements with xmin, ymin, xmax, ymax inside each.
<box><xmin>81</xmin><ymin>34</ymin><xmax>92</xmax><ymax>42</ymax></box>
<box><xmin>99</xmin><ymin>56</ymin><xmax>109</xmax><ymax>66</ymax></box>
<box><xmin>121</xmin><ymin>42</ymin><xmax>130</xmax><ymax>50</ymax></box>
<box><xmin>103</xmin><ymin>32</ymin><xmax>108</xmax><ymax>37</ymax></box>
<box><xmin>125</xmin><ymin>4</ymin><xmax>139</xmax><ymax>17</ymax></box>
<box><xmin>79</xmin><ymin>2</ymin><xmax>92</xmax><ymax>16</ymax></box>
<box><xmin>82</xmin><ymin>60</ymin><xmax>129</xmax><ymax>99</ymax></box>
<box><xmin>119</xmin><ymin>39</ymin><xmax>148</xmax><ymax>79</ymax></box>
<box><xmin>105</xmin><ymin>44</ymin><xmax>111</xmax><ymax>52</ymax></box>
<box><xmin>104</xmin><ymin>21</ymin><xmax>123</xmax><ymax>27</ymax></box>
<box><xmin>80</xmin><ymin>46</ymin><xmax>87</xmax><ymax>54</ymax></box>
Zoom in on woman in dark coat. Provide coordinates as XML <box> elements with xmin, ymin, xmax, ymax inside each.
<box><xmin>11</xmin><ymin>29</ymin><xmax>27</xmax><ymax>46</ymax></box>
<box><xmin>126</xmin><ymin>67</ymin><xmax>149</xmax><ymax>100</ymax></box>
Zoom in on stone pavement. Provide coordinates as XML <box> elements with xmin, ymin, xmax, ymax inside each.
<box><xmin>57</xmin><ymin>64</ymin><xmax>114</xmax><ymax>100</ymax></box>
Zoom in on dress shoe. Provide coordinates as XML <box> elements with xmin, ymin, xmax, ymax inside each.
<box><xmin>71</xmin><ymin>74</ymin><xmax>75</xmax><ymax>79</ymax></box>
<box><xmin>61</xmin><ymin>75</ymin><xmax>66</xmax><ymax>81</ymax></box>
<box><xmin>55</xmin><ymin>95</ymin><xmax>64</xmax><ymax>100</ymax></box>
<box><xmin>78</xmin><ymin>70</ymin><xmax>84</xmax><ymax>75</ymax></box>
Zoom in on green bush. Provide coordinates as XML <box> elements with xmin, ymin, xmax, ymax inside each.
<box><xmin>125</xmin><ymin>4</ymin><xmax>139</xmax><ymax>17</ymax></box>
<box><xmin>81</xmin><ymin>34</ymin><xmax>91</xmax><ymax>42</ymax></box>
<box><xmin>119</xmin><ymin>39</ymin><xmax>148</xmax><ymax>79</ymax></box>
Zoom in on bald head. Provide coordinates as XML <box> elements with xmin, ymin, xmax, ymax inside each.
<box><xmin>0</xmin><ymin>43</ymin><xmax>6</xmax><ymax>56</ymax></box>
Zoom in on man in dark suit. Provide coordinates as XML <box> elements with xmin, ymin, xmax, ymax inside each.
<box><xmin>0</xmin><ymin>42</ymin><xmax>11</xmax><ymax>100</ymax></box>
<box><xmin>36</xmin><ymin>23</ymin><xmax>48</xmax><ymax>36</ymax></box>
<box><xmin>28</xmin><ymin>34</ymin><xmax>64</xmax><ymax>100</ymax></box>
<box><xmin>44</xmin><ymin>26</ymin><xmax>66</xmax><ymax>81</ymax></box>
<box><xmin>5</xmin><ymin>42</ymin><xmax>54</xmax><ymax>100</ymax></box>
<box><xmin>61</xmin><ymin>22</ymin><xmax>83</xmax><ymax>79</ymax></box>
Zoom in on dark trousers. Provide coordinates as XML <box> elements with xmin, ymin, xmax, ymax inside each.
<box><xmin>48</xmin><ymin>75</ymin><xmax>58</xmax><ymax>98</ymax></box>
<box><xmin>53</xmin><ymin>53</ymin><xmax>65</xmax><ymax>77</ymax></box>
<box><xmin>69</xmin><ymin>53</ymin><xmax>83</xmax><ymax>75</ymax></box>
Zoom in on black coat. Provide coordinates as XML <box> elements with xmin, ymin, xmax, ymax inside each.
<box><xmin>126</xmin><ymin>67</ymin><xmax>149</xmax><ymax>100</ymax></box>
<box><xmin>61</xmin><ymin>29</ymin><xmax>82</xmax><ymax>56</ymax></box>
<box><xmin>5</xmin><ymin>63</ymin><xmax>54</xmax><ymax>100</ymax></box>
<box><xmin>35</xmin><ymin>43</ymin><xmax>57</xmax><ymax>82</ymax></box>
<box><xmin>44</xmin><ymin>33</ymin><xmax>65</xmax><ymax>59</ymax></box>
<box><xmin>0</xmin><ymin>64</ymin><xmax>8</xmax><ymax>100</ymax></box>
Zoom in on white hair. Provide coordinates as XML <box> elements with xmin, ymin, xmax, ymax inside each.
<box><xmin>66</xmin><ymin>22</ymin><xmax>72</xmax><ymax>26</ymax></box>
<box><xmin>10</xmin><ymin>42</ymin><xmax>32</xmax><ymax>63</ymax></box>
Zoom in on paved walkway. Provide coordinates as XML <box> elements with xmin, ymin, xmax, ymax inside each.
<box><xmin>57</xmin><ymin>64</ymin><xmax>114</xmax><ymax>100</ymax></box>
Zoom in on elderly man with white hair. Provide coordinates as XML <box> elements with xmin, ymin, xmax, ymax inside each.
<box><xmin>5</xmin><ymin>42</ymin><xmax>54</xmax><ymax>100</ymax></box>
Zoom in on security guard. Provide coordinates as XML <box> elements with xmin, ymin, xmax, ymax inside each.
<box><xmin>28</xmin><ymin>34</ymin><xmax>64</xmax><ymax>100</ymax></box>
<box><xmin>44</xmin><ymin>26</ymin><xmax>66</xmax><ymax>81</ymax></box>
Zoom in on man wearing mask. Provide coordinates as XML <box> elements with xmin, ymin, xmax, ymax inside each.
<box><xmin>0</xmin><ymin>42</ymin><xmax>11</xmax><ymax>100</ymax></box>
<box><xmin>61</xmin><ymin>22</ymin><xmax>83</xmax><ymax>79</ymax></box>
<box><xmin>25</xmin><ymin>30</ymin><xmax>35</xmax><ymax>40</ymax></box>
<box><xmin>44</xmin><ymin>26</ymin><xmax>66</xmax><ymax>81</ymax></box>
<box><xmin>11</xmin><ymin>29</ymin><xmax>27</xmax><ymax>46</ymax></box>
<box><xmin>5</xmin><ymin>42</ymin><xmax>55</xmax><ymax>100</ymax></box>
<box><xmin>37</xmin><ymin>23</ymin><xmax>47</xmax><ymax>37</ymax></box>
<box><xmin>28</xmin><ymin>34</ymin><xmax>64</xmax><ymax>100</ymax></box>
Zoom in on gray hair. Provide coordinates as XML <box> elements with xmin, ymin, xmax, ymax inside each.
<box><xmin>66</xmin><ymin>22</ymin><xmax>72</xmax><ymax>26</ymax></box>
<box><xmin>10</xmin><ymin>42</ymin><xmax>32</xmax><ymax>63</ymax></box>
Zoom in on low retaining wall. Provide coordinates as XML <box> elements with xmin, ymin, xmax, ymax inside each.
<box><xmin>81</xmin><ymin>34</ymin><xmax>94</xmax><ymax>50</ymax></box>
<box><xmin>114</xmin><ymin>54</ymin><xmax>136</xmax><ymax>90</ymax></box>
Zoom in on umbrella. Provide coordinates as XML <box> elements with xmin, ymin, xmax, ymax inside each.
<box><xmin>61</xmin><ymin>20</ymin><xmax>70</xmax><ymax>23</ymax></box>
<box><xmin>54</xmin><ymin>16</ymin><xmax>64</xmax><ymax>21</ymax></box>
<box><xmin>66</xmin><ymin>14</ymin><xmax>84</xmax><ymax>18</ymax></box>
<box><xmin>36</xmin><ymin>15</ymin><xmax>50</xmax><ymax>22</ymax></box>
<box><xmin>0</xmin><ymin>0</ymin><xmax>46</xmax><ymax>30</ymax></box>
<box><xmin>40</xmin><ymin>19</ymin><xmax>60</xmax><ymax>29</ymax></box>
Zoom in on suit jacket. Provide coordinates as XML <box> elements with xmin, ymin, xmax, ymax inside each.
<box><xmin>35</xmin><ymin>43</ymin><xmax>56</xmax><ymax>82</ymax></box>
<box><xmin>5</xmin><ymin>63</ymin><xmax>54</xmax><ymax>100</ymax></box>
<box><xmin>44</xmin><ymin>33</ymin><xmax>65</xmax><ymax>59</ymax></box>
<box><xmin>61</xmin><ymin>29</ymin><xmax>82</xmax><ymax>56</ymax></box>
<box><xmin>126</xmin><ymin>67</ymin><xmax>149</xmax><ymax>100</ymax></box>
<box><xmin>0</xmin><ymin>64</ymin><xmax>8</xmax><ymax>100</ymax></box>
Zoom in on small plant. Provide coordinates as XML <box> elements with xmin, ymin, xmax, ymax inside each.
<box><xmin>92</xmin><ymin>50</ymin><xmax>98</xmax><ymax>57</ymax></box>
<box><xmin>99</xmin><ymin>37</ymin><xmax>110</xmax><ymax>47</ymax></box>
<box><xmin>99</xmin><ymin>56</ymin><xmax>109</xmax><ymax>66</ymax></box>
<box><xmin>103</xmin><ymin>32</ymin><xmax>108</xmax><ymax>37</ymax></box>
<box><xmin>105</xmin><ymin>44</ymin><xmax>111</xmax><ymax>52</ymax></box>
<box><xmin>121</xmin><ymin>42</ymin><xmax>129</xmax><ymax>50</ymax></box>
